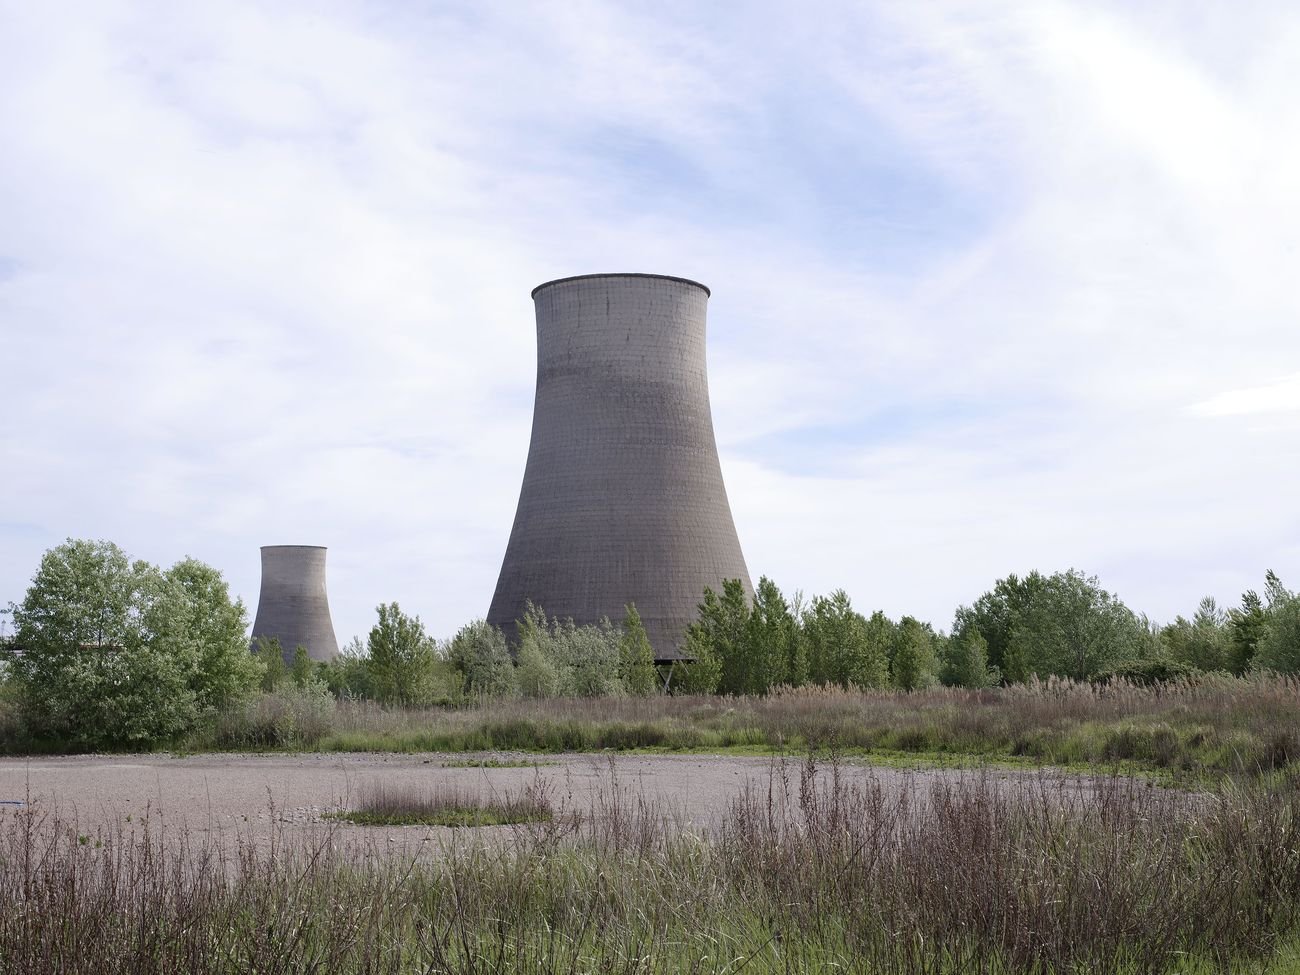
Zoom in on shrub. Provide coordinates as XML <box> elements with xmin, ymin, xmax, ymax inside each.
<box><xmin>512</xmin><ymin>604</ymin><xmax>628</xmax><ymax>698</ymax></box>
<box><xmin>1095</xmin><ymin>659</ymin><xmax>1201</xmax><ymax>686</ymax></box>
<box><xmin>619</xmin><ymin>605</ymin><xmax>658</xmax><ymax>695</ymax></box>
<box><xmin>334</xmin><ymin>778</ymin><xmax>553</xmax><ymax>827</ymax></box>
<box><xmin>0</xmin><ymin>686</ymin><xmax>22</xmax><ymax>753</ymax></box>
<box><xmin>448</xmin><ymin>620</ymin><xmax>517</xmax><ymax>697</ymax></box>
<box><xmin>211</xmin><ymin>685</ymin><xmax>336</xmax><ymax>749</ymax></box>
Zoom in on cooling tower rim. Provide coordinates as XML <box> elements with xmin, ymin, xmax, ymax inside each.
<box><xmin>260</xmin><ymin>544</ymin><xmax>328</xmax><ymax>552</ymax></box>
<box><xmin>531</xmin><ymin>272</ymin><xmax>710</xmax><ymax>299</ymax></box>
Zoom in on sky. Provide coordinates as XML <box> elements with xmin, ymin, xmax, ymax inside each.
<box><xmin>2</xmin><ymin>0</ymin><xmax>1298</xmax><ymax>644</ymax></box>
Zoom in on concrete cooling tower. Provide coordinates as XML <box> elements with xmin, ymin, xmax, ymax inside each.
<box><xmin>249</xmin><ymin>545</ymin><xmax>339</xmax><ymax>665</ymax></box>
<box><xmin>487</xmin><ymin>273</ymin><xmax>752</xmax><ymax>659</ymax></box>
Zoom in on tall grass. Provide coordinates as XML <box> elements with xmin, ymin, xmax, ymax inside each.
<box><xmin>1</xmin><ymin>758</ymin><xmax>1298</xmax><ymax>973</ymax></box>
<box><xmin>306</xmin><ymin>675</ymin><xmax>1300</xmax><ymax>777</ymax></box>
<box><xmin>9</xmin><ymin>674</ymin><xmax>1300</xmax><ymax>779</ymax></box>
<box><xmin>333</xmin><ymin>777</ymin><xmax>554</xmax><ymax>827</ymax></box>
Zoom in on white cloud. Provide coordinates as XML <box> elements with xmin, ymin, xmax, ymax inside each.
<box><xmin>2</xmin><ymin>0</ymin><xmax>1297</xmax><ymax>641</ymax></box>
<box><xmin>1190</xmin><ymin>373</ymin><xmax>1300</xmax><ymax>417</ymax></box>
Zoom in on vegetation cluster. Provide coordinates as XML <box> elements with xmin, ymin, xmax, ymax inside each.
<box><xmin>328</xmin><ymin>778</ymin><xmax>553</xmax><ymax>828</ymax></box>
<box><xmin>2</xmin><ymin>758</ymin><xmax>1299</xmax><ymax>973</ymax></box>
<box><xmin>1</xmin><ymin>538</ymin><xmax>1298</xmax><ymax>758</ymax></box>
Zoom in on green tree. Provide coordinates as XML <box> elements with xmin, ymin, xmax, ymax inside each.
<box><xmin>953</xmin><ymin>572</ymin><xmax>1047</xmax><ymax>676</ymax></box>
<box><xmin>855</xmin><ymin>611</ymin><xmax>896</xmax><ymax>689</ymax></box>
<box><xmin>8</xmin><ymin>539</ymin><xmax>195</xmax><ymax>747</ymax></box>
<box><xmin>694</xmin><ymin>580</ymin><xmax>752</xmax><ymax>696</ymax></box>
<box><xmin>552</xmin><ymin>617</ymin><xmax>624</xmax><ymax>697</ymax></box>
<box><xmin>319</xmin><ymin>636</ymin><xmax>375</xmax><ymax>698</ymax></box>
<box><xmin>290</xmin><ymin>646</ymin><xmax>314</xmax><ymax>687</ymax></box>
<box><xmin>514</xmin><ymin>602</ymin><xmax>557</xmax><ymax>698</ymax></box>
<box><xmin>1163</xmin><ymin>597</ymin><xmax>1232</xmax><ymax>673</ymax></box>
<box><xmin>448</xmin><ymin>620</ymin><xmax>517</xmax><ymax>697</ymax></box>
<box><xmin>675</xmin><ymin>626</ymin><xmax>721</xmax><ymax>694</ymax></box>
<box><xmin>1254</xmin><ymin>573</ymin><xmax>1300</xmax><ymax>674</ymax></box>
<box><xmin>515</xmin><ymin>634</ymin><xmax>559</xmax><ymax>697</ymax></box>
<box><xmin>891</xmin><ymin>616</ymin><xmax>939</xmax><ymax>691</ymax></box>
<box><xmin>367</xmin><ymin>602</ymin><xmax>438</xmax><ymax>706</ymax></box>
<box><xmin>742</xmin><ymin>577</ymin><xmax>798</xmax><ymax>693</ymax></box>
<box><xmin>1229</xmin><ymin>590</ymin><xmax>1267</xmax><ymax>675</ymax></box>
<box><xmin>675</xmin><ymin>585</ymin><xmax>745</xmax><ymax>694</ymax></box>
<box><xmin>954</xmin><ymin>570</ymin><xmax>1143</xmax><ymax>681</ymax></box>
<box><xmin>786</xmin><ymin>590</ymin><xmax>810</xmax><ymax>687</ymax></box>
<box><xmin>146</xmin><ymin>557</ymin><xmax>262</xmax><ymax>712</ymax></box>
<box><xmin>253</xmin><ymin>636</ymin><xmax>288</xmax><ymax>691</ymax></box>
<box><xmin>802</xmin><ymin>591</ymin><xmax>886</xmax><ymax>688</ymax></box>
<box><xmin>513</xmin><ymin>603</ymin><xmax>626</xmax><ymax>697</ymax></box>
<box><xmin>941</xmin><ymin>627</ymin><xmax>995</xmax><ymax>688</ymax></box>
<box><xmin>619</xmin><ymin>604</ymin><xmax>658</xmax><ymax>696</ymax></box>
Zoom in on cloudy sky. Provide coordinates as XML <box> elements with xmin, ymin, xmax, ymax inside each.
<box><xmin>3</xmin><ymin>0</ymin><xmax>1298</xmax><ymax>643</ymax></box>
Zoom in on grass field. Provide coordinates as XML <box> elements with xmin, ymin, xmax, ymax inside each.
<box><xmin>2</xmin><ymin>754</ymin><xmax>1298</xmax><ymax>973</ymax></box>
<box><xmin>5</xmin><ymin>678</ymin><xmax>1300</xmax><ymax>971</ymax></box>
<box><xmin>198</xmin><ymin>675</ymin><xmax>1300</xmax><ymax>783</ymax></box>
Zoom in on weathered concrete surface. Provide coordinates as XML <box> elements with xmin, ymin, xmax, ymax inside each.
<box><xmin>488</xmin><ymin>273</ymin><xmax>751</xmax><ymax>658</ymax></box>
<box><xmin>0</xmin><ymin>752</ymin><xmax>1115</xmax><ymax>858</ymax></box>
<box><xmin>249</xmin><ymin>545</ymin><xmax>339</xmax><ymax>665</ymax></box>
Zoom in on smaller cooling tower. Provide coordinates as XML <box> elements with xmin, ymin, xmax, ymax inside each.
<box><xmin>249</xmin><ymin>545</ymin><xmax>339</xmax><ymax>665</ymax></box>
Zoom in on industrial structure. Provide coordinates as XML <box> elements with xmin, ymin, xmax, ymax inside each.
<box><xmin>487</xmin><ymin>273</ymin><xmax>752</xmax><ymax>659</ymax></box>
<box><xmin>249</xmin><ymin>545</ymin><xmax>339</xmax><ymax>665</ymax></box>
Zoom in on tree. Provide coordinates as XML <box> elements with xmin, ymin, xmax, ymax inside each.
<box><xmin>147</xmin><ymin>557</ymin><xmax>262</xmax><ymax>712</ymax></box>
<box><xmin>1163</xmin><ymin>597</ymin><xmax>1232</xmax><ymax>673</ymax></box>
<box><xmin>448</xmin><ymin>620</ymin><xmax>517</xmax><ymax>696</ymax></box>
<box><xmin>367</xmin><ymin>602</ymin><xmax>438</xmax><ymax>706</ymax></box>
<box><xmin>1253</xmin><ymin>573</ymin><xmax>1300</xmax><ymax>675</ymax></box>
<box><xmin>953</xmin><ymin>570</ymin><xmax>1144</xmax><ymax>681</ymax></box>
<box><xmin>8</xmin><ymin>540</ymin><xmax>193</xmax><ymax>747</ymax></box>
<box><xmin>941</xmin><ymin>628</ymin><xmax>996</xmax><ymax>688</ymax></box>
<box><xmin>694</xmin><ymin>580</ymin><xmax>752</xmax><ymax>696</ymax></box>
<box><xmin>1229</xmin><ymin>590</ymin><xmax>1268</xmax><ymax>675</ymax></box>
<box><xmin>513</xmin><ymin>601</ymin><xmax>557</xmax><ymax>697</ymax></box>
<box><xmin>786</xmin><ymin>590</ymin><xmax>810</xmax><ymax>688</ymax></box>
<box><xmin>516</xmin><ymin>633</ymin><xmax>559</xmax><ymax>697</ymax></box>
<box><xmin>552</xmin><ymin>617</ymin><xmax>624</xmax><ymax>696</ymax></box>
<box><xmin>253</xmin><ymin>636</ymin><xmax>288</xmax><ymax>691</ymax></box>
<box><xmin>675</xmin><ymin>626</ymin><xmax>722</xmax><ymax>694</ymax></box>
<box><xmin>619</xmin><ymin>604</ymin><xmax>658</xmax><ymax>696</ymax></box>
<box><xmin>290</xmin><ymin>646</ymin><xmax>315</xmax><ymax>687</ymax></box>
<box><xmin>510</xmin><ymin>603</ymin><xmax>626</xmax><ymax>697</ymax></box>
<box><xmin>674</xmin><ymin>585</ymin><xmax>745</xmax><ymax>695</ymax></box>
<box><xmin>802</xmin><ymin>591</ymin><xmax>886</xmax><ymax>688</ymax></box>
<box><xmin>677</xmin><ymin>582</ymin><xmax>748</xmax><ymax>695</ymax></box>
<box><xmin>319</xmin><ymin>636</ymin><xmax>375</xmax><ymax>699</ymax></box>
<box><xmin>854</xmin><ymin>611</ymin><xmax>896</xmax><ymax>689</ymax></box>
<box><xmin>742</xmin><ymin>577</ymin><xmax>798</xmax><ymax>693</ymax></box>
<box><xmin>891</xmin><ymin>616</ymin><xmax>939</xmax><ymax>691</ymax></box>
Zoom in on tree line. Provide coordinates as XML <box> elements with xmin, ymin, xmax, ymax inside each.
<box><xmin>2</xmin><ymin>538</ymin><xmax>1298</xmax><ymax>748</ymax></box>
<box><xmin>670</xmin><ymin>568</ymin><xmax>1300</xmax><ymax>694</ymax></box>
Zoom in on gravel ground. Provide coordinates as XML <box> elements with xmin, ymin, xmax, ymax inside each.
<box><xmin>0</xmin><ymin>751</ymin><xmax>1103</xmax><ymax>857</ymax></box>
